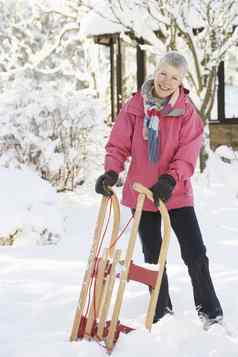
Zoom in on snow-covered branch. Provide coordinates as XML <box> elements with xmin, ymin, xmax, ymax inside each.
<box><xmin>29</xmin><ymin>24</ymin><xmax>80</xmax><ymax>67</ymax></box>
<box><xmin>0</xmin><ymin>1</ymin><xmax>85</xmax><ymax>77</ymax></box>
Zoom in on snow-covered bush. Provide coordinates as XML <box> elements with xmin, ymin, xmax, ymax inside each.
<box><xmin>196</xmin><ymin>146</ymin><xmax>238</xmax><ymax>200</ymax></box>
<box><xmin>0</xmin><ymin>73</ymin><xmax>103</xmax><ymax>191</ymax></box>
<box><xmin>0</xmin><ymin>167</ymin><xmax>63</xmax><ymax>246</ymax></box>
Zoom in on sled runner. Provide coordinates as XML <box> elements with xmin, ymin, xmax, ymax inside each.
<box><xmin>69</xmin><ymin>182</ymin><xmax>171</xmax><ymax>353</ymax></box>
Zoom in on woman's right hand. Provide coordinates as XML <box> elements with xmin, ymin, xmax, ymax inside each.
<box><xmin>95</xmin><ymin>170</ymin><xmax>118</xmax><ymax>196</ymax></box>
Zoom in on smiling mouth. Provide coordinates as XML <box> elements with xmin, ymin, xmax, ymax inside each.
<box><xmin>158</xmin><ymin>84</ymin><xmax>171</xmax><ymax>91</ymax></box>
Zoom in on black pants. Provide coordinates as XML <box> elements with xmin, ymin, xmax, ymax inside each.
<box><xmin>136</xmin><ymin>207</ymin><xmax>223</xmax><ymax>320</ymax></box>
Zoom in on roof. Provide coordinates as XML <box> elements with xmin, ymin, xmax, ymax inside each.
<box><xmin>80</xmin><ymin>10</ymin><xmax>127</xmax><ymax>37</ymax></box>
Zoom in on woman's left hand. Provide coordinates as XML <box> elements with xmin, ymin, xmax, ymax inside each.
<box><xmin>150</xmin><ymin>174</ymin><xmax>176</xmax><ymax>206</ymax></box>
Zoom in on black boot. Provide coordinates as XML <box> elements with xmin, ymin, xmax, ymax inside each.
<box><xmin>153</xmin><ymin>306</ymin><xmax>174</xmax><ymax>323</ymax></box>
<box><xmin>151</xmin><ymin>270</ymin><xmax>174</xmax><ymax>323</ymax></box>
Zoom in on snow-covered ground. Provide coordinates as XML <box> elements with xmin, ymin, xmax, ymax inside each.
<box><xmin>0</xmin><ymin>148</ymin><xmax>238</xmax><ymax>357</ymax></box>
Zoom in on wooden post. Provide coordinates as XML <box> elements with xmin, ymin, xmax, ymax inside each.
<box><xmin>217</xmin><ymin>61</ymin><xmax>225</xmax><ymax>121</ymax></box>
<box><xmin>116</xmin><ymin>36</ymin><xmax>123</xmax><ymax>113</ymax></box>
<box><xmin>136</xmin><ymin>38</ymin><xmax>146</xmax><ymax>90</ymax></box>
<box><xmin>110</xmin><ymin>37</ymin><xmax>115</xmax><ymax>121</ymax></box>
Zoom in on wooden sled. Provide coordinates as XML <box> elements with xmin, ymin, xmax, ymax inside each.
<box><xmin>69</xmin><ymin>182</ymin><xmax>171</xmax><ymax>353</ymax></box>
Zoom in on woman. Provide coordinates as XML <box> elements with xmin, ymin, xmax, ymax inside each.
<box><xmin>95</xmin><ymin>51</ymin><xmax>223</xmax><ymax>328</ymax></box>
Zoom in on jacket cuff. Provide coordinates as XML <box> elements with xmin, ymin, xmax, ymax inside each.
<box><xmin>163</xmin><ymin>171</ymin><xmax>177</xmax><ymax>185</ymax></box>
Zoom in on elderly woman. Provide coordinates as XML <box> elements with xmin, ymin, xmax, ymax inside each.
<box><xmin>95</xmin><ymin>51</ymin><xmax>223</xmax><ymax>328</ymax></box>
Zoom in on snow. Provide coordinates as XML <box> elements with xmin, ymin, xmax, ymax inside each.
<box><xmin>79</xmin><ymin>0</ymin><xmax>238</xmax><ymax>120</ymax></box>
<box><xmin>80</xmin><ymin>0</ymin><xmax>161</xmax><ymax>45</ymax></box>
<box><xmin>226</xmin><ymin>84</ymin><xmax>238</xmax><ymax>118</ymax></box>
<box><xmin>1</xmin><ymin>1</ymin><xmax>238</xmax><ymax>354</ymax></box>
<box><xmin>80</xmin><ymin>0</ymin><xmax>238</xmax><ymax>37</ymax></box>
<box><xmin>0</xmin><ymin>168</ymin><xmax>63</xmax><ymax>245</ymax></box>
<box><xmin>1</xmin><ymin>148</ymin><xmax>238</xmax><ymax>356</ymax></box>
<box><xmin>80</xmin><ymin>8</ymin><xmax>127</xmax><ymax>37</ymax></box>
<box><xmin>0</xmin><ymin>74</ymin><xmax>103</xmax><ymax>191</ymax></box>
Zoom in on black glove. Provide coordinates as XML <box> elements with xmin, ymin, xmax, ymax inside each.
<box><xmin>95</xmin><ymin>170</ymin><xmax>118</xmax><ymax>197</ymax></box>
<box><xmin>150</xmin><ymin>174</ymin><xmax>176</xmax><ymax>206</ymax></box>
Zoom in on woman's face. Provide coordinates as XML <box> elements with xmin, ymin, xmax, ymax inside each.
<box><xmin>154</xmin><ymin>63</ymin><xmax>183</xmax><ymax>98</ymax></box>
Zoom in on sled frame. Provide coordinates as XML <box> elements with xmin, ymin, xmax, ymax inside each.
<box><xmin>69</xmin><ymin>183</ymin><xmax>171</xmax><ymax>353</ymax></box>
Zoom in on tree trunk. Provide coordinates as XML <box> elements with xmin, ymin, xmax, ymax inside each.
<box><xmin>199</xmin><ymin>143</ymin><xmax>209</xmax><ymax>173</ymax></box>
<box><xmin>190</xmin><ymin>101</ymin><xmax>210</xmax><ymax>173</ymax></box>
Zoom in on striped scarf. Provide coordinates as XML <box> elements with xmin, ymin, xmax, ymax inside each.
<box><xmin>141</xmin><ymin>77</ymin><xmax>180</xmax><ymax>163</ymax></box>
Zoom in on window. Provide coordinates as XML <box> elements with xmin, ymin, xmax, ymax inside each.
<box><xmin>225</xmin><ymin>49</ymin><xmax>238</xmax><ymax>118</ymax></box>
<box><xmin>211</xmin><ymin>49</ymin><xmax>238</xmax><ymax>121</ymax></box>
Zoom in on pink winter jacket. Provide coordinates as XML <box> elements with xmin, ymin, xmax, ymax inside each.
<box><xmin>104</xmin><ymin>88</ymin><xmax>204</xmax><ymax>211</ymax></box>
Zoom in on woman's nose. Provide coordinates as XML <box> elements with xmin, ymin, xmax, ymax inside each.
<box><xmin>162</xmin><ymin>77</ymin><xmax>171</xmax><ymax>86</ymax></box>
